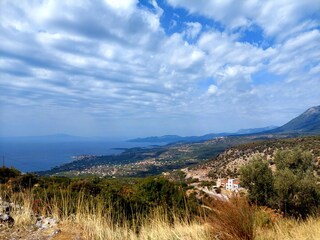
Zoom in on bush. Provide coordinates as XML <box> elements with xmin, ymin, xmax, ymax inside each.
<box><xmin>135</xmin><ymin>177</ymin><xmax>187</xmax><ymax>212</ymax></box>
<box><xmin>0</xmin><ymin>167</ymin><xmax>21</xmax><ymax>184</ymax></box>
<box><xmin>207</xmin><ymin>197</ymin><xmax>255</xmax><ymax>240</ymax></box>
<box><xmin>10</xmin><ymin>173</ymin><xmax>39</xmax><ymax>190</ymax></box>
<box><xmin>70</xmin><ymin>179</ymin><xmax>101</xmax><ymax>196</ymax></box>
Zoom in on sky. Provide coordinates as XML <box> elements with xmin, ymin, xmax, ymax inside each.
<box><xmin>0</xmin><ymin>0</ymin><xmax>319</xmax><ymax>139</ymax></box>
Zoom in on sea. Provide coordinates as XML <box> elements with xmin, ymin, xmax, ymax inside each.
<box><xmin>0</xmin><ymin>140</ymin><xmax>164</xmax><ymax>173</ymax></box>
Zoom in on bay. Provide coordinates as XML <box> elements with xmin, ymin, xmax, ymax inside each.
<box><xmin>0</xmin><ymin>140</ymin><xmax>164</xmax><ymax>172</ymax></box>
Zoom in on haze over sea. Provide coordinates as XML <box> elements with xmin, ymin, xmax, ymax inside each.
<box><xmin>0</xmin><ymin>140</ymin><xmax>162</xmax><ymax>172</ymax></box>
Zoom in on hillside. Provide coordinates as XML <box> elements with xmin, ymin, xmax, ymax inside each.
<box><xmin>40</xmin><ymin>105</ymin><xmax>320</xmax><ymax>178</ymax></box>
<box><xmin>40</xmin><ymin>135</ymin><xmax>277</xmax><ymax>177</ymax></box>
<box><xmin>269</xmin><ymin>105</ymin><xmax>320</xmax><ymax>134</ymax></box>
<box><xmin>182</xmin><ymin>136</ymin><xmax>320</xmax><ymax>181</ymax></box>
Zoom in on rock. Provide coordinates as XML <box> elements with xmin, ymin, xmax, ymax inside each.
<box><xmin>36</xmin><ymin>216</ymin><xmax>57</xmax><ymax>229</ymax></box>
<box><xmin>49</xmin><ymin>229</ymin><xmax>61</xmax><ymax>237</ymax></box>
<box><xmin>0</xmin><ymin>212</ymin><xmax>15</xmax><ymax>227</ymax></box>
<box><xmin>0</xmin><ymin>197</ymin><xmax>15</xmax><ymax>227</ymax></box>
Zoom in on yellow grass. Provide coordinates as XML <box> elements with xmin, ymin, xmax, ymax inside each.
<box><xmin>2</xmin><ymin>190</ymin><xmax>212</xmax><ymax>240</ymax></box>
<box><xmin>256</xmin><ymin>217</ymin><xmax>320</xmax><ymax>240</ymax></box>
<box><xmin>67</xmin><ymin>215</ymin><xmax>211</xmax><ymax>240</ymax></box>
<box><xmin>2</xmin><ymin>190</ymin><xmax>320</xmax><ymax>240</ymax></box>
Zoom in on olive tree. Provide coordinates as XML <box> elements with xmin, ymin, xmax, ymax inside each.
<box><xmin>240</xmin><ymin>156</ymin><xmax>274</xmax><ymax>206</ymax></box>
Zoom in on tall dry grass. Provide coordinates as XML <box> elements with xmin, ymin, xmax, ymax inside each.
<box><xmin>205</xmin><ymin>197</ymin><xmax>255</xmax><ymax>240</ymax></box>
<box><xmin>2</xmin><ymin>188</ymin><xmax>320</xmax><ymax>240</ymax></box>
<box><xmin>256</xmin><ymin>217</ymin><xmax>320</xmax><ymax>240</ymax></box>
<box><xmin>1</xmin><ymin>189</ymin><xmax>212</xmax><ymax>240</ymax></box>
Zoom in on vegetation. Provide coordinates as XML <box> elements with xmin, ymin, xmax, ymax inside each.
<box><xmin>206</xmin><ymin>197</ymin><xmax>256</xmax><ymax>240</ymax></box>
<box><xmin>240</xmin><ymin>148</ymin><xmax>320</xmax><ymax>218</ymax></box>
<box><xmin>239</xmin><ymin>157</ymin><xmax>274</xmax><ymax>206</ymax></box>
<box><xmin>203</xmin><ymin>136</ymin><xmax>320</xmax><ymax>180</ymax></box>
<box><xmin>2</xmin><ymin>136</ymin><xmax>320</xmax><ymax>239</ymax></box>
<box><xmin>273</xmin><ymin>149</ymin><xmax>320</xmax><ymax>218</ymax></box>
<box><xmin>1</xmin><ymin>163</ymin><xmax>320</xmax><ymax>239</ymax></box>
<box><xmin>1</xmin><ymin>172</ymin><xmax>200</xmax><ymax>227</ymax></box>
<box><xmin>40</xmin><ymin>135</ymin><xmax>260</xmax><ymax>177</ymax></box>
<box><xmin>0</xmin><ymin>167</ymin><xmax>21</xmax><ymax>184</ymax></box>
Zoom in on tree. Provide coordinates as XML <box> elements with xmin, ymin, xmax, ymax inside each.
<box><xmin>136</xmin><ymin>177</ymin><xmax>185</xmax><ymax>207</ymax></box>
<box><xmin>241</xmin><ymin>149</ymin><xmax>320</xmax><ymax>218</ymax></box>
<box><xmin>273</xmin><ymin>148</ymin><xmax>319</xmax><ymax>218</ymax></box>
<box><xmin>0</xmin><ymin>167</ymin><xmax>21</xmax><ymax>184</ymax></box>
<box><xmin>274</xmin><ymin>148</ymin><xmax>313</xmax><ymax>174</ymax></box>
<box><xmin>240</xmin><ymin>156</ymin><xmax>274</xmax><ymax>206</ymax></box>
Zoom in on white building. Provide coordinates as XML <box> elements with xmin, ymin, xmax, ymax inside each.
<box><xmin>225</xmin><ymin>179</ymin><xmax>240</xmax><ymax>192</ymax></box>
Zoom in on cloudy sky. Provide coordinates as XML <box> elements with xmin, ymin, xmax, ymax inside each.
<box><xmin>0</xmin><ymin>0</ymin><xmax>319</xmax><ymax>138</ymax></box>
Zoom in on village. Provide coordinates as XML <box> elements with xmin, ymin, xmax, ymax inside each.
<box><xmin>165</xmin><ymin>167</ymin><xmax>246</xmax><ymax>201</ymax></box>
<box><xmin>185</xmin><ymin>177</ymin><xmax>245</xmax><ymax>201</ymax></box>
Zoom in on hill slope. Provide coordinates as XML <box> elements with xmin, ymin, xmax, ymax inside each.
<box><xmin>182</xmin><ymin>136</ymin><xmax>320</xmax><ymax>181</ymax></box>
<box><xmin>40</xmin><ymin>136</ymin><xmax>270</xmax><ymax>177</ymax></box>
<box><xmin>270</xmin><ymin>105</ymin><xmax>320</xmax><ymax>134</ymax></box>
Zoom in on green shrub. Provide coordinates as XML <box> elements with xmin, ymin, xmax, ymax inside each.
<box><xmin>0</xmin><ymin>167</ymin><xmax>21</xmax><ymax>184</ymax></box>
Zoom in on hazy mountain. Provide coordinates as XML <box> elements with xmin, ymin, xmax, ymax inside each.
<box><xmin>268</xmin><ymin>105</ymin><xmax>320</xmax><ymax>134</ymax></box>
<box><xmin>127</xmin><ymin>133</ymin><xmax>229</xmax><ymax>143</ymax></box>
<box><xmin>128</xmin><ymin>126</ymin><xmax>277</xmax><ymax>143</ymax></box>
<box><xmin>235</xmin><ymin>126</ymin><xmax>278</xmax><ymax>134</ymax></box>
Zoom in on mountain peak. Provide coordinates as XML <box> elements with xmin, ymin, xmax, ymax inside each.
<box><xmin>304</xmin><ymin>105</ymin><xmax>320</xmax><ymax>116</ymax></box>
<box><xmin>271</xmin><ymin>105</ymin><xmax>320</xmax><ymax>134</ymax></box>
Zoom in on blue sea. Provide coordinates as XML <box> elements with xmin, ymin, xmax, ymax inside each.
<box><xmin>0</xmin><ymin>140</ymin><xmax>163</xmax><ymax>172</ymax></box>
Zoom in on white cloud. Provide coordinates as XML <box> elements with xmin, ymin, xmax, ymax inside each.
<box><xmin>167</xmin><ymin>0</ymin><xmax>320</xmax><ymax>40</ymax></box>
<box><xmin>0</xmin><ymin>0</ymin><xmax>319</xmax><ymax>137</ymax></box>
<box><xmin>269</xmin><ymin>29</ymin><xmax>320</xmax><ymax>76</ymax></box>
<box><xmin>104</xmin><ymin>0</ymin><xmax>137</xmax><ymax>12</ymax></box>
<box><xmin>207</xmin><ymin>85</ymin><xmax>218</xmax><ymax>95</ymax></box>
<box><xmin>184</xmin><ymin>22</ymin><xmax>202</xmax><ymax>39</ymax></box>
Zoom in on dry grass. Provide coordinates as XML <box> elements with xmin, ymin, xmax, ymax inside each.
<box><xmin>2</xmin><ymin>189</ymin><xmax>320</xmax><ymax>240</ymax></box>
<box><xmin>1</xmin><ymin>190</ymin><xmax>212</xmax><ymax>240</ymax></box>
<box><xmin>256</xmin><ymin>217</ymin><xmax>320</xmax><ymax>240</ymax></box>
<box><xmin>206</xmin><ymin>197</ymin><xmax>255</xmax><ymax>240</ymax></box>
<box><xmin>68</xmin><ymin>215</ymin><xmax>211</xmax><ymax>240</ymax></box>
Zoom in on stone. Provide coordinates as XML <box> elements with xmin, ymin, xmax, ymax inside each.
<box><xmin>36</xmin><ymin>216</ymin><xmax>57</xmax><ymax>229</ymax></box>
<box><xmin>0</xmin><ymin>212</ymin><xmax>15</xmax><ymax>227</ymax></box>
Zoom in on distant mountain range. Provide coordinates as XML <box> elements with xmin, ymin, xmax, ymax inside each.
<box><xmin>235</xmin><ymin>126</ymin><xmax>278</xmax><ymax>134</ymax></box>
<box><xmin>3</xmin><ymin>105</ymin><xmax>319</xmax><ymax>144</ymax></box>
<box><xmin>129</xmin><ymin>105</ymin><xmax>320</xmax><ymax>143</ymax></box>
<box><xmin>39</xmin><ymin>105</ymin><xmax>320</xmax><ymax>177</ymax></box>
<box><xmin>128</xmin><ymin>126</ymin><xmax>278</xmax><ymax>143</ymax></box>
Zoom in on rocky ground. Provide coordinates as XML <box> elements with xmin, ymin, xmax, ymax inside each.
<box><xmin>0</xmin><ymin>198</ymin><xmax>83</xmax><ymax>240</ymax></box>
<box><xmin>181</xmin><ymin>136</ymin><xmax>320</xmax><ymax>181</ymax></box>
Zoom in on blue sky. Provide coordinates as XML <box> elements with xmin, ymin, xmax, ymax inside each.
<box><xmin>0</xmin><ymin>0</ymin><xmax>319</xmax><ymax>138</ymax></box>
